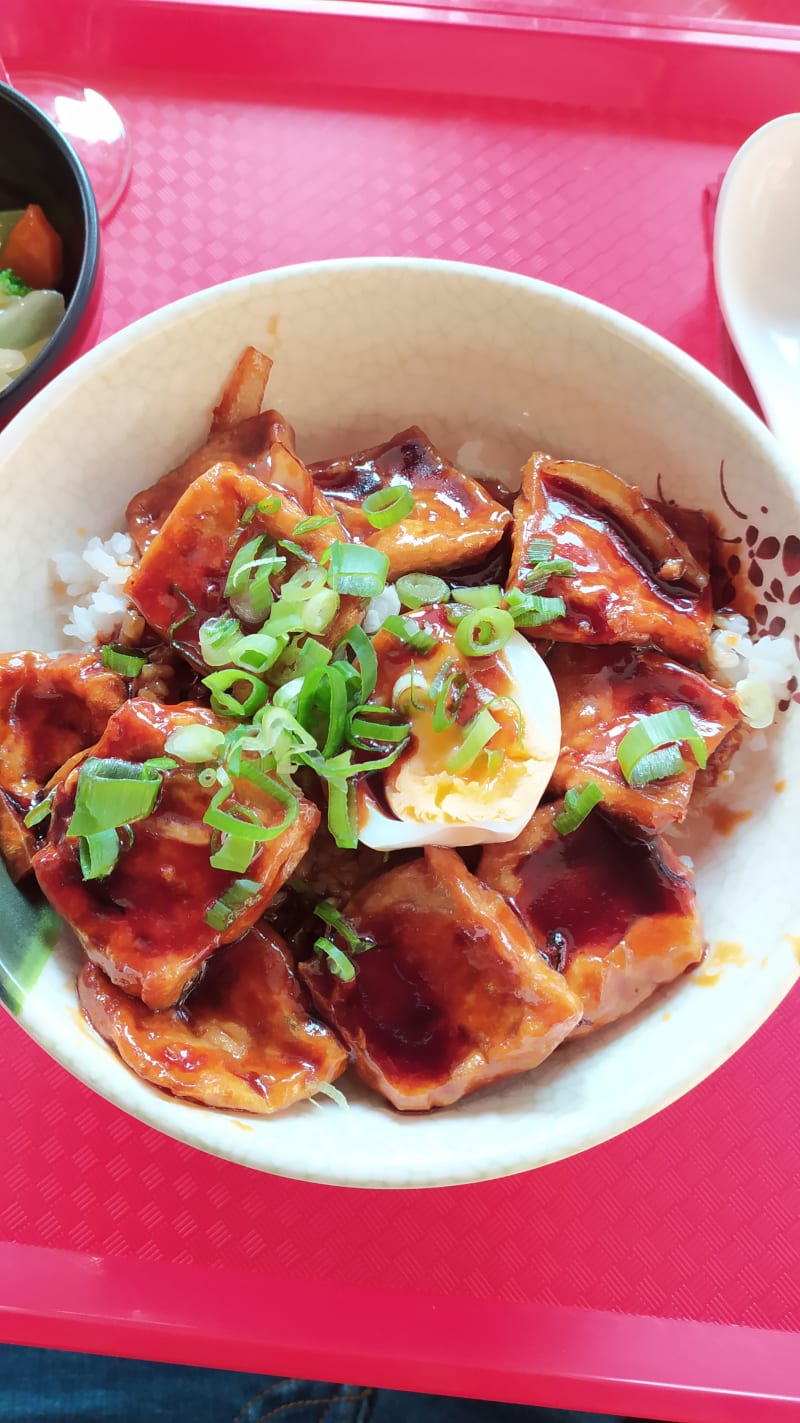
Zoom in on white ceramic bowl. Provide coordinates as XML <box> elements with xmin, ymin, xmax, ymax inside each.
<box><xmin>0</xmin><ymin>258</ymin><xmax>798</xmax><ymax>1189</ymax></box>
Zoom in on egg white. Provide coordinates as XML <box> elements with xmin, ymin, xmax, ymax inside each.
<box><xmin>358</xmin><ymin>630</ymin><xmax>561</xmax><ymax>850</ymax></box>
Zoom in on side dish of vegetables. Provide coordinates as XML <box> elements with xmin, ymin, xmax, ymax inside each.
<box><xmin>0</xmin><ymin>344</ymin><xmax>779</xmax><ymax>1117</ymax></box>
<box><xmin>0</xmin><ymin>205</ymin><xmax>64</xmax><ymax>392</ymax></box>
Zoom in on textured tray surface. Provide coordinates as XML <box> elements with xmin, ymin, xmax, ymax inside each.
<box><xmin>1</xmin><ymin>39</ymin><xmax>799</xmax><ymax>1414</ymax></box>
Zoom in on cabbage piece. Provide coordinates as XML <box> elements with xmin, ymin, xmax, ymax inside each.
<box><xmin>0</xmin><ymin>289</ymin><xmax>65</xmax><ymax>350</ymax></box>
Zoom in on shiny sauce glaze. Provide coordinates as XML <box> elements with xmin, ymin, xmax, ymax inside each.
<box><xmin>508</xmin><ymin>812</ymin><xmax>692</xmax><ymax>966</ymax></box>
<box><xmin>511</xmin><ymin>462</ymin><xmax>713</xmax><ymax>660</ymax></box>
<box><xmin>0</xmin><ymin>652</ymin><xmax>126</xmax><ymax>806</ymax></box>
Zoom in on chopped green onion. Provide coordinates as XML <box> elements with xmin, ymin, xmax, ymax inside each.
<box><xmin>454</xmin><ymin>608</ymin><xmax>514</xmax><ymax>658</ymax></box>
<box><xmin>225</xmin><ymin>536</ymin><xmax>285</xmax><ymax>620</ymax></box>
<box><xmin>277</xmin><ymin>636</ymin><xmax>333</xmax><ymax>681</ymax></box>
<box><xmin>68</xmin><ymin>758</ymin><xmax>163</xmax><ymax>837</ymax></box>
<box><xmin>204</xmin><ymin>877</ymin><xmax>262</xmax><ymax>931</ymax></box>
<box><xmin>485</xmin><ymin>748</ymin><xmax>504</xmax><ymax>778</ymax></box>
<box><xmin>302</xmin><ymin>588</ymin><xmax>339</xmax><ymax>634</ymax></box>
<box><xmin>455</xmin><ymin>585</ymin><xmax>502</xmax><ymax>609</ymax></box>
<box><xmin>327</xmin><ymin>777</ymin><xmax>357</xmax><ymax>849</ymax></box>
<box><xmin>143</xmin><ymin>756</ymin><xmax>179</xmax><ymax>772</ymax></box>
<box><xmin>361</xmin><ymin>484</ymin><xmax>414</xmax><ymax>529</ymax></box>
<box><xmin>231</xmin><ymin>631</ymin><xmax>287</xmax><ymax>675</ymax></box>
<box><xmin>505</xmin><ymin>589</ymin><xmax>566</xmax><ymax>628</ymax></box>
<box><xmin>313</xmin><ymin>900</ymin><xmax>374</xmax><ymax>954</ymax></box>
<box><xmin>23</xmin><ymin>790</ymin><xmax>55</xmax><ymax>830</ymax></box>
<box><xmin>347</xmin><ymin>704</ymin><xmax>410</xmax><ymax>749</ymax></box>
<box><xmin>432</xmin><ymin>670</ymin><xmax>467</xmax><ymax>732</ymax></box>
<box><xmin>445</xmin><ymin>709</ymin><xmax>501</xmax><ymax>775</ymax></box>
<box><xmin>617</xmin><ymin>708</ymin><xmax>708</xmax><ymax>786</ymax></box>
<box><xmin>202</xmin><ymin>669</ymin><xmax>269</xmax><ymax>719</ymax></box>
<box><xmin>524</xmin><ymin>538</ymin><xmax>554</xmax><ymax>563</ymax></box>
<box><xmin>203</xmin><ymin>775</ymin><xmax>297</xmax><ymax>843</ymax></box>
<box><xmin>293</xmin><ymin>514</ymin><xmax>337</xmax><ymax>537</ymax></box>
<box><xmin>167</xmin><ymin>586</ymin><xmax>201</xmax><ymax>665</ymax></box>
<box><xmin>313</xmin><ymin>1081</ymin><xmax>349</xmax><ymax>1108</ymax></box>
<box><xmin>627</xmin><ymin>744</ymin><xmax>688</xmax><ymax>786</ymax></box>
<box><xmin>391</xmin><ymin>666</ymin><xmax>430</xmax><ymax>714</ymax></box>
<box><xmin>297</xmin><ymin>664</ymin><xmax>349</xmax><ymax>757</ymax></box>
<box><xmin>199</xmin><ymin>614</ymin><xmax>243</xmax><ymax>668</ymax></box>
<box><xmin>198</xmin><ymin>766</ymin><xmax>220</xmax><ymax>789</ymax></box>
<box><xmin>380</xmin><ymin>614</ymin><xmax>438</xmax><ymax>654</ymax></box>
<box><xmin>325</xmin><ymin>543</ymin><xmax>389</xmax><ymax>598</ymax></box>
<box><xmin>165</xmin><ymin>724</ymin><xmax>226</xmax><ymax>764</ymax></box>
<box><xmin>209</xmin><ymin>833</ymin><xmax>255</xmax><ymax>873</ymax></box>
<box><xmin>78</xmin><ymin>828</ymin><xmax>120</xmax><ymax>881</ymax></box>
<box><xmin>279</xmin><ymin>538</ymin><xmax>316</xmax><ymax>562</ymax></box>
<box><xmin>101</xmin><ymin>644</ymin><xmax>147</xmax><ymax>677</ymax></box>
<box><xmin>395</xmin><ymin>573</ymin><xmax>451</xmax><ymax>609</ymax></box>
<box><xmin>313</xmin><ymin>937</ymin><xmax>356</xmax><ymax>981</ymax></box>
<box><xmin>524</xmin><ymin>556</ymin><xmax>576</xmax><ymax>592</ymax></box>
<box><xmin>553</xmin><ymin>782</ymin><xmax>604</xmax><ymax>835</ymax></box>
<box><xmin>257</xmin><ymin>495</ymin><xmax>281</xmax><ymax>516</ymax></box>
<box><xmin>264</xmin><ymin>601</ymin><xmax>306</xmax><ymax>638</ymax></box>
<box><xmin>282</xmin><ymin>565</ymin><xmax>327</xmax><ymax>602</ymax></box>
<box><xmin>333</xmin><ymin>625</ymin><xmax>377</xmax><ymax>703</ymax></box>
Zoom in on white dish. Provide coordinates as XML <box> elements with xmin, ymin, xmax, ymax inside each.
<box><xmin>0</xmin><ymin>257</ymin><xmax>798</xmax><ymax>1188</ymax></box>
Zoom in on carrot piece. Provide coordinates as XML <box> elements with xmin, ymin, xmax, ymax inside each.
<box><xmin>1</xmin><ymin>205</ymin><xmax>63</xmax><ymax>290</ymax></box>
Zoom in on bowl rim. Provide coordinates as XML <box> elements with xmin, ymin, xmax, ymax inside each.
<box><xmin>2</xmin><ymin>253</ymin><xmax>798</xmax><ymax>496</ymax></box>
<box><xmin>0</xmin><ymin>255</ymin><xmax>798</xmax><ymax>1187</ymax></box>
<box><xmin>0</xmin><ymin>80</ymin><xmax>100</xmax><ymax>417</ymax></box>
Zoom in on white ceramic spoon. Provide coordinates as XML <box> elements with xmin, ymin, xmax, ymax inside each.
<box><xmin>714</xmin><ymin>113</ymin><xmax>800</xmax><ymax>470</ymax></box>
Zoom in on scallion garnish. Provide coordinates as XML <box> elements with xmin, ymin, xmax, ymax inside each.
<box><xmin>203</xmin><ymin>774</ymin><xmax>298</xmax><ymax>843</ymax></box>
<box><xmin>454</xmin><ymin>607</ymin><xmax>514</xmax><ymax>658</ymax></box>
<box><xmin>395</xmin><ymin>573</ymin><xmax>451</xmax><ymax>610</ymax></box>
<box><xmin>293</xmin><ymin>514</ymin><xmax>337</xmax><ymax>537</ymax></box>
<box><xmin>380</xmin><ymin>614</ymin><xmax>438</xmax><ymax>654</ymax></box>
<box><xmin>313</xmin><ymin>937</ymin><xmax>357</xmax><ymax>981</ymax></box>
<box><xmin>78</xmin><ymin>828</ymin><xmax>121</xmax><ymax>881</ymax></box>
<box><xmin>326</xmin><ymin>777</ymin><xmax>358</xmax><ymax>849</ymax></box>
<box><xmin>143</xmin><ymin>756</ymin><xmax>179</xmax><ymax>772</ymax></box>
<box><xmin>325</xmin><ymin>543</ymin><xmax>389</xmax><ymax>597</ymax></box>
<box><xmin>524</xmin><ymin>556</ymin><xmax>576</xmax><ymax>592</ymax></box>
<box><xmin>281</xmin><ymin>565</ymin><xmax>327</xmax><ymax>602</ymax></box>
<box><xmin>279</xmin><ymin>538</ymin><xmax>316</xmax><ymax>562</ymax></box>
<box><xmin>333</xmin><ymin>625</ymin><xmax>378</xmax><ymax>703</ymax></box>
<box><xmin>231</xmin><ymin>631</ymin><xmax>288</xmax><ymax>676</ymax></box>
<box><xmin>454</xmin><ymin>585</ymin><xmax>502</xmax><ymax>610</ymax></box>
<box><xmin>445</xmin><ymin>709</ymin><xmax>501</xmax><ymax>774</ymax></box>
<box><xmin>101</xmin><ymin>645</ymin><xmax>147</xmax><ymax>677</ymax></box>
<box><xmin>505</xmin><ymin>589</ymin><xmax>566</xmax><ymax>628</ymax></box>
<box><xmin>67</xmin><ymin>758</ymin><xmax>164</xmax><ymax>838</ymax></box>
<box><xmin>204</xmin><ymin>877</ymin><xmax>262</xmax><ymax>931</ymax></box>
<box><xmin>199</xmin><ymin>614</ymin><xmax>242</xmax><ymax>668</ymax></box>
<box><xmin>296</xmin><ymin>664</ymin><xmax>350</xmax><ymax>758</ymax></box>
<box><xmin>301</xmin><ymin>588</ymin><xmax>339</xmax><ymax>634</ymax></box>
<box><xmin>225</xmin><ymin>536</ymin><xmax>285</xmax><ymax>621</ymax></box>
<box><xmin>361</xmin><ymin>484</ymin><xmax>414</xmax><ymax>529</ymax></box>
<box><xmin>431</xmin><ymin>670</ymin><xmax>466</xmax><ymax>732</ymax></box>
<box><xmin>209</xmin><ymin>833</ymin><xmax>256</xmax><ymax>873</ymax></box>
<box><xmin>313</xmin><ymin>899</ymin><xmax>374</xmax><ymax>955</ymax></box>
<box><xmin>202</xmin><ymin>668</ymin><xmax>269</xmax><ymax>720</ymax></box>
<box><xmin>346</xmin><ymin>704</ymin><xmax>410</xmax><ymax>750</ymax></box>
<box><xmin>553</xmin><ymin>782</ymin><xmax>604</xmax><ymax>835</ymax></box>
<box><xmin>23</xmin><ymin>789</ymin><xmax>55</xmax><ymax>830</ymax></box>
<box><xmin>165</xmin><ymin>724</ymin><xmax>226</xmax><ymax>764</ymax></box>
<box><xmin>617</xmin><ymin>708</ymin><xmax>708</xmax><ymax>787</ymax></box>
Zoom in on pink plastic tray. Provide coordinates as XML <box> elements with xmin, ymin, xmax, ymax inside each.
<box><xmin>3</xmin><ymin>3</ymin><xmax>800</xmax><ymax>1419</ymax></box>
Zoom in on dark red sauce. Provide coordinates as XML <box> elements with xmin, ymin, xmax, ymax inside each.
<box><xmin>510</xmin><ymin>813</ymin><xmax>690</xmax><ymax>964</ymax></box>
<box><xmin>334</xmin><ymin>915</ymin><xmax>467</xmax><ymax>1083</ymax></box>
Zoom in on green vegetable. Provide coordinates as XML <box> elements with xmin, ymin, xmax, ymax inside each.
<box><xmin>454</xmin><ymin>607</ymin><xmax>514</xmax><ymax>657</ymax></box>
<box><xmin>617</xmin><ymin>708</ymin><xmax>708</xmax><ymax>786</ymax></box>
<box><xmin>362</xmin><ymin>484</ymin><xmax>414</xmax><ymax>529</ymax></box>
<box><xmin>553</xmin><ymin>782</ymin><xmax>604</xmax><ymax>835</ymax></box>
<box><xmin>67</xmin><ymin>758</ymin><xmax>163</xmax><ymax>838</ymax></box>
<box><xmin>324</xmin><ymin>543</ymin><xmax>389</xmax><ymax>597</ymax></box>
<box><xmin>445</xmin><ymin>709</ymin><xmax>501</xmax><ymax>774</ymax></box>
<box><xmin>395</xmin><ymin>573</ymin><xmax>450</xmax><ymax>609</ymax></box>
<box><xmin>100</xmin><ymin>644</ymin><xmax>146</xmax><ymax>677</ymax></box>
<box><xmin>0</xmin><ymin>268</ymin><xmax>31</xmax><ymax>298</ymax></box>
<box><xmin>380</xmin><ymin>614</ymin><xmax>438</xmax><ymax>654</ymax></box>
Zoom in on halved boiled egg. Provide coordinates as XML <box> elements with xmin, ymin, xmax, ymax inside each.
<box><xmin>358</xmin><ymin>615</ymin><xmax>561</xmax><ymax>851</ymax></box>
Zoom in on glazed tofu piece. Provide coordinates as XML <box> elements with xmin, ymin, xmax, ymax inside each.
<box><xmin>507</xmin><ymin>453</ymin><xmax>712</xmax><ymax>660</ymax></box>
<box><xmin>300</xmin><ymin>845</ymin><xmax>582</xmax><ymax>1111</ymax></box>
<box><xmin>126</xmin><ymin>409</ymin><xmax>297</xmax><ymax>554</ymax></box>
<box><xmin>311</xmin><ymin>427</ymin><xmax>511</xmax><ymax>578</ymax></box>
<box><xmin>126</xmin><ymin>461</ymin><xmax>348</xmax><ymax>666</ymax></box>
<box><xmin>549</xmin><ymin>643</ymin><xmax>740</xmax><ymax>833</ymax></box>
<box><xmin>0</xmin><ymin>652</ymin><xmax>127</xmax><ymax>881</ymax></box>
<box><xmin>79</xmin><ymin>925</ymin><xmax>347</xmax><ymax>1113</ymax></box>
<box><xmin>479</xmin><ymin>802</ymin><xmax>704</xmax><ymax>1035</ymax></box>
<box><xmin>34</xmin><ymin>699</ymin><xmax>319</xmax><ymax>1009</ymax></box>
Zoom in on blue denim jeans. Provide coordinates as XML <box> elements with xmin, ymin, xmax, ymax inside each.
<box><xmin>0</xmin><ymin>1345</ymin><xmax>646</xmax><ymax>1423</ymax></box>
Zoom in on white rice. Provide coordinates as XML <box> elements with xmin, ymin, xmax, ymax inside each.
<box><xmin>53</xmin><ymin>531</ymin><xmax>136</xmax><ymax>646</ymax></box>
<box><xmin>705</xmin><ymin>610</ymin><xmax>795</xmax><ymax>730</ymax></box>
<box><xmin>51</xmin><ymin>533</ymin><xmax>796</xmax><ymax>736</ymax></box>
